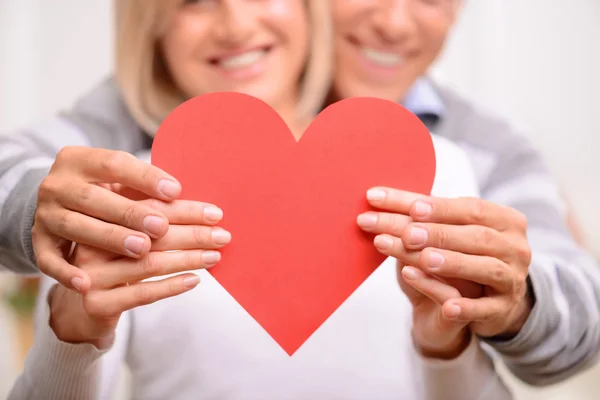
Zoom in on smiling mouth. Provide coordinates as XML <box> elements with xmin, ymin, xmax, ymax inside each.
<box><xmin>209</xmin><ymin>46</ymin><xmax>273</xmax><ymax>71</ymax></box>
<box><xmin>361</xmin><ymin>47</ymin><xmax>404</xmax><ymax>67</ymax></box>
<box><xmin>347</xmin><ymin>37</ymin><xmax>405</xmax><ymax>68</ymax></box>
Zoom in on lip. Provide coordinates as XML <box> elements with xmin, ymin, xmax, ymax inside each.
<box><xmin>207</xmin><ymin>44</ymin><xmax>273</xmax><ymax>64</ymax></box>
<box><xmin>208</xmin><ymin>44</ymin><xmax>274</xmax><ymax>81</ymax></box>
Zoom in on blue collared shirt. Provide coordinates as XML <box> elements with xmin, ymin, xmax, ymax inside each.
<box><xmin>402</xmin><ymin>78</ymin><xmax>445</xmax><ymax>124</ymax></box>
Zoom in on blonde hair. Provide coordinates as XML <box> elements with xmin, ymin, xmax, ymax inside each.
<box><xmin>114</xmin><ymin>0</ymin><xmax>332</xmax><ymax>134</ymax></box>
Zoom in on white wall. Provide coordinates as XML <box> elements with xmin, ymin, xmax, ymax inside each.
<box><xmin>0</xmin><ymin>0</ymin><xmax>599</xmax><ymax>398</ymax></box>
<box><xmin>433</xmin><ymin>0</ymin><xmax>600</xmax><ymax>255</ymax></box>
<box><xmin>0</xmin><ymin>0</ymin><xmax>113</xmax><ymax>132</ymax></box>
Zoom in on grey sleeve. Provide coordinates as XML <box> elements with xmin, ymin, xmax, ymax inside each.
<box><xmin>7</xmin><ymin>276</ymin><xmax>129</xmax><ymax>400</ymax></box>
<box><xmin>0</xmin><ymin>121</ymin><xmax>89</xmax><ymax>274</ymax></box>
<box><xmin>0</xmin><ymin>79</ymin><xmax>149</xmax><ymax>274</ymax></box>
<box><xmin>476</xmin><ymin>129</ymin><xmax>600</xmax><ymax>385</ymax></box>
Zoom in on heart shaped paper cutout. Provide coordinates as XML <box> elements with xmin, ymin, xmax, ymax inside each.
<box><xmin>152</xmin><ymin>93</ymin><xmax>435</xmax><ymax>355</ymax></box>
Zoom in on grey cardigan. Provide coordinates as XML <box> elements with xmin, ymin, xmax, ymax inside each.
<box><xmin>1</xmin><ymin>78</ymin><xmax>599</xmax><ymax>386</ymax></box>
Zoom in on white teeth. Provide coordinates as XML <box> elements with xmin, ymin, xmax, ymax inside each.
<box><xmin>219</xmin><ymin>50</ymin><xmax>266</xmax><ymax>70</ymax></box>
<box><xmin>361</xmin><ymin>47</ymin><xmax>403</xmax><ymax>67</ymax></box>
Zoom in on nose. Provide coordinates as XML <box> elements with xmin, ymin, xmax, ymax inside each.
<box><xmin>214</xmin><ymin>0</ymin><xmax>255</xmax><ymax>45</ymax></box>
<box><xmin>371</xmin><ymin>0</ymin><xmax>416</xmax><ymax>44</ymax></box>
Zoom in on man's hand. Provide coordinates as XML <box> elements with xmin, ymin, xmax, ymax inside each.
<box><xmin>358</xmin><ymin>187</ymin><xmax>533</xmax><ymax>339</ymax></box>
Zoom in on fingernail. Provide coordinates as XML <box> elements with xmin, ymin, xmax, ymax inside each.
<box><xmin>183</xmin><ymin>275</ymin><xmax>201</xmax><ymax>288</ymax></box>
<box><xmin>202</xmin><ymin>250</ymin><xmax>221</xmax><ymax>266</ymax></box>
<box><xmin>157</xmin><ymin>179</ymin><xmax>180</xmax><ymax>199</ymax></box>
<box><xmin>402</xmin><ymin>266</ymin><xmax>418</xmax><ymax>280</ymax></box>
<box><xmin>211</xmin><ymin>229</ymin><xmax>231</xmax><ymax>245</ymax></box>
<box><xmin>143</xmin><ymin>216</ymin><xmax>165</xmax><ymax>237</ymax></box>
<box><xmin>71</xmin><ymin>277</ymin><xmax>83</xmax><ymax>291</ymax></box>
<box><xmin>447</xmin><ymin>304</ymin><xmax>462</xmax><ymax>318</ymax></box>
<box><xmin>428</xmin><ymin>251</ymin><xmax>445</xmax><ymax>270</ymax></box>
<box><xmin>366</xmin><ymin>188</ymin><xmax>386</xmax><ymax>201</ymax></box>
<box><xmin>124</xmin><ymin>236</ymin><xmax>145</xmax><ymax>255</ymax></box>
<box><xmin>409</xmin><ymin>226</ymin><xmax>428</xmax><ymax>246</ymax></box>
<box><xmin>414</xmin><ymin>201</ymin><xmax>432</xmax><ymax>218</ymax></box>
<box><xmin>204</xmin><ymin>206</ymin><xmax>223</xmax><ymax>222</ymax></box>
<box><xmin>374</xmin><ymin>235</ymin><xmax>394</xmax><ymax>250</ymax></box>
<box><xmin>357</xmin><ymin>213</ymin><xmax>378</xmax><ymax>228</ymax></box>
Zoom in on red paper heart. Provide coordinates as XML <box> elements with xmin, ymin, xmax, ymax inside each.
<box><xmin>152</xmin><ymin>93</ymin><xmax>435</xmax><ymax>355</ymax></box>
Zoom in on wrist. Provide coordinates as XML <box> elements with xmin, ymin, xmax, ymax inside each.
<box><xmin>414</xmin><ymin>329</ymin><xmax>471</xmax><ymax>360</ymax></box>
<box><xmin>48</xmin><ymin>285</ymin><xmax>113</xmax><ymax>349</ymax></box>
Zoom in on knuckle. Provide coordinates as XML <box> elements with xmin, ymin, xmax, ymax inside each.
<box><xmin>120</xmin><ymin>205</ymin><xmax>139</xmax><ymax>227</ymax></box>
<box><xmin>76</xmin><ymin>185</ymin><xmax>94</xmax><ymax>207</ymax></box>
<box><xmin>140</xmin><ymin>254</ymin><xmax>161</xmax><ymax>275</ymax></box>
<box><xmin>193</xmin><ymin>227</ymin><xmax>207</xmax><ymax>246</ymax></box>
<box><xmin>168</xmin><ymin>281</ymin><xmax>181</xmax><ymax>296</ymax></box>
<box><xmin>438</xmin><ymin>200</ymin><xmax>452</xmax><ymax>220</ymax></box>
<box><xmin>134</xmin><ymin>285</ymin><xmax>155</xmax><ymax>305</ymax></box>
<box><xmin>102</xmin><ymin>226</ymin><xmax>118</xmax><ymax>249</ymax></box>
<box><xmin>514</xmin><ymin>242</ymin><xmax>532</xmax><ymax>264</ymax></box>
<box><xmin>139</xmin><ymin>163</ymin><xmax>153</xmax><ymax>181</ymax></box>
<box><xmin>183</xmin><ymin>252</ymin><xmax>197</xmax><ymax>269</ymax></box>
<box><xmin>57</xmin><ymin>212</ymin><xmax>75</xmax><ymax>235</ymax></box>
<box><xmin>55</xmin><ymin>146</ymin><xmax>76</xmax><ymax>164</ymax></box>
<box><xmin>474</xmin><ymin>226</ymin><xmax>495</xmax><ymax>248</ymax></box>
<box><xmin>450</xmin><ymin>252</ymin><xmax>465</xmax><ymax>276</ymax></box>
<box><xmin>144</xmin><ymin>198</ymin><xmax>165</xmax><ymax>212</ymax></box>
<box><xmin>102</xmin><ymin>151</ymin><xmax>129</xmax><ymax>176</ymax></box>
<box><xmin>490</xmin><ymin>261</ymin><xmax>510</xmax><ymax>288</ymax></box>
<box><xmin>377</xmin><ymin>213</ymin><xmax>392</xmax><ymax>231</ymax></box>
<box><xmin>38</xmin><ymin>177</ymin><xmax>57</xmax><ymax>199</ymax></box>
<box><xmin>83</xmin><ymin>294</ymin><xmax>104</xmax><ymax>317</ymax></box>
<box><xmin>434</xmin><ymin>226</ymin><xmax>448</xmax><ymax>248</ymax></box>
<box><xmin>470</xmin><ymin>199</ymin><xmax>487</xmax><ymax>224</ymax></box>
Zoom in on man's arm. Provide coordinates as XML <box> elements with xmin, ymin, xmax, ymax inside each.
<box><xmin>477</xmin><ymin>127</ymin><xmax>600</xmax><ymax>385</ymax></box>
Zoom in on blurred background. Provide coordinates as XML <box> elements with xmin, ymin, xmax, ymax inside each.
<box><xmin>0</xmin><ymin>0</ymin><xmax>598</xmax><ymax>399</ymax></box>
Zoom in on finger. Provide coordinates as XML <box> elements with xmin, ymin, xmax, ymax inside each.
<box><xmin>381</xmin><ymin>237</ymin><xmax>484</xmax><ymax>299</ymax></box>
<box><xmin>33</xmin><ymin>228</ymin><xmax>91</xmax><ymax>293</ymax></box>
<box><xmin>443</xmin><ymin>297</ymin><xmax>506</xmax><ymax>323</ymax></box>
<box><xmin>72</xmin><ymin>243</ymin><xmax>120</xmax><ymax>266</ymax></box>
<box><xmin>396</xmin><ymin>261</ymin><xmax>427</xmax><ymax>305</ymax></box>
<box><xmin>357</xmin><ymin>211</ymin><xmax>411</xmax><ymax>236</ymax></box>
<box><xmin>141</xmin><ymin>199</ymin><xmax>224</xmax><ymax>225</ymax></box>
<box><xmin>86</xmin><ymin>250</ymin><xmax>220</xmax><ymax>289</ymax></box>
<box><xmin>409</xmin><ymin>197</ymin><xmax>527</xmax><ymax>233</ymax></box>
<box><xmin>365</xmin><ymin>187</ymin><xmax>427</xmax><ymax>214</ymax></box>
<box><xmin>401</xmin><ymin>266</ymin><xmax>462</xmax><ymax>305</ymax></box>
<box><xmin>401</xmin><ymin>223</ymin><xmax>509</xmax><ymax>257</ymax></box>
<box><xmin>45</xmin><ymin>209</ymin><xmax>151</xmax><ymax>258</ymax></box>
<box><xmin>419</xmin><ymin>248</ymin><xmax>513</xmax><ymax>292</ymax></box>
<box><xmin>83</xmin><ymin>273</ymin><xmax>200</xmax><ymax>317</ymax></box>
<box><xmin>73</xmin><ymin>148</ymin><xmax>181</xmax><ymax>201</ymax></box>
<box><xmin>57</xmin><ymin>182</ymin><xmax>169</xmax><ymax>239</ymax></box>
<box><xmin>151</xmin><ymin>226</ymin><xmax>231</xmax><ymax>251</ymax></box>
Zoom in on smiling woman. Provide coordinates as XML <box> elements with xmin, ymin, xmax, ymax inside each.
<box><xmin>115</xmin><ymin>0</ymin><xmax>332</xmax><ymax>135</ymax></box>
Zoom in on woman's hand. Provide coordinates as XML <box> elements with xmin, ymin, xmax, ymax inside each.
<box><xmin>358</xmin><ymin>187</ymin><xmax>533</xmax><ymax>339</ymax></box>
<box><xmin>32</xmin><ymin>147</ymin><xmax>192</xmax><ymax>293</ymax></box>
<box><xmin>48</xmin><ymin>199</ymin><xmax>231</xmax><ymax>348</ymax></box>
<box><xmin>397</xmin><ymin>263</ymin><xmax>475</xmax><ymax>359</ymax></box>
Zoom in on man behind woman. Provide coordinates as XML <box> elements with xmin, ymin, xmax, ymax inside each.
<box><xmin>2</xmin><ymin>0</ymin><xmax>599</xmax><ymax>399</ymax></box>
